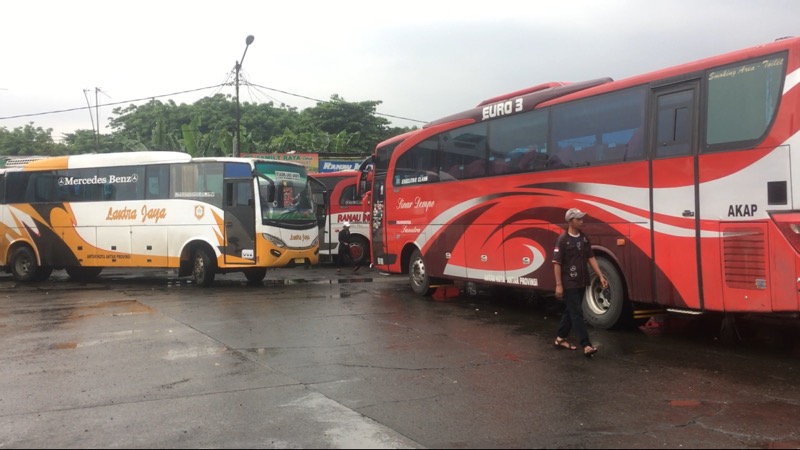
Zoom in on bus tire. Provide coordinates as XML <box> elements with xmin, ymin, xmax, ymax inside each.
<box><xmin>10</xmin><ymin>246</ymin><xmax>40</xmax><ymax>282</ymax></box>
<box><xmin>349</xmin><ymin>235</ymin><xmax>370</xmax><ymax>266</ymax></box>
<box><xmin>583</xmin><ymin>257</ymin><xmax>627</xmax><ymax>330</ymax></box>
<box><xmin>244</xmin><ymin>268</ymin><xmax>267</xmax><ymax>283</ymax></box>
<box><xmin>192</xmin><ymin>247</ymin><xmax>216</xmax><ymax>287</ymax></box>
<box><xmin>66</xmin><ymin>267</ymin><xmax>103</xmax><ymax>282</ymax></box>
<box><xmin>409</xmin><ymin>248</ymin><xmax>434</xmax><ymax>296</ymax></box>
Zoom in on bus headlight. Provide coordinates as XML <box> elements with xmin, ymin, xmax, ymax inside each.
<box><xmin>312</xmin><ymin>236</ymin><xmax>319</xmax><ymax>247</ymax></box>
<box><xmin>262</xmin><ymin>233</ymin><xmax>286</xmax><ymax>248</ymax></box>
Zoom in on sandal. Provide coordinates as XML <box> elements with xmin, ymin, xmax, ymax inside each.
<box><xmin>554</xmin><ymin>337</ymin><xmax>577</xmax><ymax>350</ymax></box>
<box><xmin>583</xmin><ymin>345</ymin><xmax>598</xmax><ymax>357</ymax></box>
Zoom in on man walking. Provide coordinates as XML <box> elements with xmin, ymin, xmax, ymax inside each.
<box><xmin>552</xmin><ymin>208</ymin><xmax>608</xmax><ymax>356</ymax></box>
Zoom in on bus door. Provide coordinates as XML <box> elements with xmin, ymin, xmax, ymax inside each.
<box><xmin>650</xmin><ymin>80</ymin><xmax>702</xmax><ymax>309</ymax></box>
<box><xmin>308</xmin><ymin>176</ymin><xmax>329</xmax><ymax>254</ymax></box>
<box><xmin>223</xmin><ymin>179</ymin><xmax>256</xmax><ymax>265</ymax></box>
<box><xmin>371</xmin><ymin>174</ymin><xmax>390</xmax><ymax>267</ymax></box>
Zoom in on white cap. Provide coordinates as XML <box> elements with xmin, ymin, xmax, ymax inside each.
<box><xmin>565</xmin><ymin>208</ymin><xmax>587</xmax><ymax>221</ymax></box>
<box><xmin>342</xmin><ymin>222</ymin><xmax>350</xmax><ymax>227</ymax></box>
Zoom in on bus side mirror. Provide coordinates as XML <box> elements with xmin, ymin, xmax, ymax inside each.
<box><xmin>267</xmin><ymin>185</ymin><xmax>276</xmax><ymax>204</ymax></box>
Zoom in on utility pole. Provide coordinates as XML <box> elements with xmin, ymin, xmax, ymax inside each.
<box><xmin>234</xmin><ymin>35</ymin><xmax>255</xmax><ymax>158</ymax></box>
<box><xmin>95</xmin><ymin>88</ymin><xmax>100</xmax><ymax>152</ymax></box>
<box><xmin>83</xmin><ymin>89</ymin><xmax>97</xmax><ymax>149</ymax></box>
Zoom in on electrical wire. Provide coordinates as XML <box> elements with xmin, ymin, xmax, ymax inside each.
<box><xmin>0</xmin><ymin>81</ymin><xmax>428</xmax><ymax>125</ymax></box>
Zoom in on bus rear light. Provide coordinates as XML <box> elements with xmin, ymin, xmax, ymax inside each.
<box><xmin>797</xmin><ymin>277</ymin><xmax>800</xmax><ymax>291</ymax></box>
<box><xmin>770</xmin><ymin>213</ymin><xmax>800</xmax><ymax>254</ymax></box>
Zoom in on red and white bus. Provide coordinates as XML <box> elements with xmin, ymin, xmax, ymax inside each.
<box><xmin>310</xmin><ymin>170</ymin><xmax>371</xmax><ymax>265</ymax></box>
<box><xmin>0</xmin><ymin>151</ymin><xmax>319</xmax><ymax>286</ymax></box>
<box><xmin>369</xmin><ymin>36</ymin><xmax>800</xmax><ymax>328</ymax></box>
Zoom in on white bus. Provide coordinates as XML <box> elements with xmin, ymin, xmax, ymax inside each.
<box><xmin>0</xmin><ymin>151</ymin><xmax>319</xmax><ymax>286</ymax></box>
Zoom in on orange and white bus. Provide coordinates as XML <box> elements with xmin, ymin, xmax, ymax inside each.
<box><xmin>369</xmin><ymin>36</ymin><xmax>800</xmax><ymax>328</ymax></box>
<box><xmin>0</xmin><ymin>151</ymin><xmax>319</xmax><ymax>286</ymax></box>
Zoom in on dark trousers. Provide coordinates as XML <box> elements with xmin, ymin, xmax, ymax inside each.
<box><xmin>337</xmin><ymin>245</ymin><xmax>350</xmax><ymax>268</ymax></box>
<box><xmin>557</xmin><ymin>287</ymin><xmax>592</xmax><ymax>348</ymax></box>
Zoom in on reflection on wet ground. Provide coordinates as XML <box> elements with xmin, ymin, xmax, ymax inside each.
<box><xmin>3</xmin><ymin>265</ymin><xmax>800</xmax><ymax>448</ymax></box>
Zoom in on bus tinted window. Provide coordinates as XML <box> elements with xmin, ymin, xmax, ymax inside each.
<box><xmin>488</xmin><ymin>109</ymin><xmax>549</xmax><ymax>174</ymax></box>
<box><xmin>98</xmin><ymin>166</ymin><xmax>145</xmax><ymax>201</ymax></box>
<box><xmin>706</xmin><ymin>54</ymin><xmax>785</xmax><ymax>150</ymax></box>
<box><xmin>551</xmin><ymin>87</ymin><xmax>646</xmax><ymax>167</ymax></box>
<box><xmin>340</xmin><ymin>184</ymin><xmax>360</xmax><ymax>205</ymax></box>
<box><xmin>146</xmin><ymin>165</ymin><xmax>170</xmax><ymax>200</ymax></box>
<box><xmin>394</xmin><ymin>137</ymin><xmax>439</xmax><ymax>186</ymax></box>
<box><xmin>440</xmin><ymin>123</ymin><xmax>488</xmax><ymax>180</ymax></box>
<box><xmin>171</xmin><ymin>162</ymin><xmax>223</xmax><ymax>208</ymax></box>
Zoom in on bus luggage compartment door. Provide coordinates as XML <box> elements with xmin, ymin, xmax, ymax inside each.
<box><xmin>719</xmin><ymin>222</ymin><xmax>771</xmax><ymax>312</ymax></box>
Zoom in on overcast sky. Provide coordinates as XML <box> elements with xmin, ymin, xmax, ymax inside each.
<box><xmin>1</xmin><ymin>0</ymin><xmax>799</xmax><ymax>141</ymax></box>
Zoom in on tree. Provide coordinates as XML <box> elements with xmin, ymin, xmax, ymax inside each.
<box><xmin>0</xmin><ymin>93</ymin><xmax>416</xmax><ymax>157</ymax></box>
<box><xmin>0</xmin><ymin>124</ymin><xmax>67</xmax><ymax>156</ymax></box>
<box><xmin>299</xmin><ymin>94</ymin><xmax>392</xmax><ymax>153</ymax></box>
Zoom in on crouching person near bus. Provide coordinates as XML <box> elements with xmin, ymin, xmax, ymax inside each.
<box><xmin>336</xmin><ymin>222</ymin><xmax>360</xmax><ymax>273</ymax></box>
<box><xmin>552</xmin><ymin>208</ymin><xmax>608</xmax><ymax>357</ymax></box>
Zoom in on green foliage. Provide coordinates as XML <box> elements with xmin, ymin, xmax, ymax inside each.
<box><xmin>0</xmin><ymin>91</ymin><xmax>416</xmax><ymax>157</ymax></box>
<box><xmin>0</xmin><ymin>124</ymin><xmax>68</xmax><ymax>156</ymax></box>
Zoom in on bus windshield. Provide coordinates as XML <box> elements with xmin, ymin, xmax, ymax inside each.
<box><xmin>255</xmin><ymin>161</ymin><xmax>315</xmax><ymax>224</ymax></box>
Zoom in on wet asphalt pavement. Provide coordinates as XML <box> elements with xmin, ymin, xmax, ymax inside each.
<box><xmin>1</xmin><ymin>264</ymin><xmax>800</xmax><ymax>448</ymax></box>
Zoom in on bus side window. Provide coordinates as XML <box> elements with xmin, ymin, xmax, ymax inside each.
<box><xmin>626</xmin><ymin>127</ymin><xmax>645</xmax><ymax>160</ymax></box>
<box><xmin>146</xmin><ymin>165</ymin><xmax>170</xmax><ymax>200</ymax></box>
<box><xmin>103</xmin><ymin>184</ymin><xmax>115</xmax><ymax>200</ymax></box>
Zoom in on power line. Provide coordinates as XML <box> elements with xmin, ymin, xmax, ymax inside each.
<box><xmin>247</xmin><ymin>83</ymin><xmax>427</xmax><ymax>124</ymax></box>
<box><xmin>0</xmin><ymin>82</ymin><xmax>428</xmax><ymax>125</ymax></box>
<box><xmin>0</xmin><ymin>85</ymin><xmax>223</xmax><ymax>121</ymax></box>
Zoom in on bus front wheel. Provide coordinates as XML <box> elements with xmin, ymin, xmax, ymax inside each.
<box><xmin>349</xmin><ymin>235</ymin><xmax>370</xmax><ymax>266</ymax></box>
<box><xmin>583</xmin><ymin>257</ymin><xmax>628</xmax><ymax>329</ymax></box>
<box><xmin>192</xmin><ymin>247</ymin><xmax>216</xmax><ymax>287</ymax></box>
<box><xmin>409</xmin><ymin>249</ymin><xmax>434</xmax><ymax>296</ymax></box>
<box><xmin>11</xmin><ymin>246</ymin><xmax>41</xmax><ymax>282</ymax></box>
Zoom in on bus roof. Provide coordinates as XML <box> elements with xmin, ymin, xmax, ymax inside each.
<box><xmin>23</xmin><ymin>151</ymin><xmax>191</xmax><ymax>171</ymax></box>
<box><xmin>423</xmin><ymin>78</ymin><xmax>612</xmax><ymax>128</ymax></box>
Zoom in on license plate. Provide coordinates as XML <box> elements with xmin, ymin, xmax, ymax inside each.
<box><xmin>294</xmin><ymin>258</ymin><xmax>305</xmax><ymax>264</ymax></box>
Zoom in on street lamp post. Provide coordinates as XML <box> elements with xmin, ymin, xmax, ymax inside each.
<box><xmin>234</xmin><ymin>35</ymin><xmax>255</xmax><ymax>157</ymax></box>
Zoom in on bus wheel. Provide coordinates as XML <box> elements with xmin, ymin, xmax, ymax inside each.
<box><xmin>10</xmin><ymin>246</ymin><xmax>40</xmax><ymax>282</ymax></box>
<box><xmin>409</xmin><ymin>249</ymin><xmax>434</xmax><ymax>296</ymax></box>
<box><xmin>66</xmin><ymin>267</ymin><xmax>103</xmax><ymax>282</ymax></box>
<box><xmin>349</xmin><ymin>235</ymin><xmax>370</xmax><ymax>266</ymax></box>
<box><xmin>244</xmin><ymin>268</ymin><xmax>267</xmax><ymax>284</ymax></box>
<box><xmin>192</xmin><ymin>247</ymin><xmax>216</xmax><ymax>287</ymax></box>
<box><xmin>583</xmin><ymin>257</ymin><xmax>627</xmax><ymax>330</ymax></box>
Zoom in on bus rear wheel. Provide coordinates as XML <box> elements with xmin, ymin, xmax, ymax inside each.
<box><xmin>192</xmin><ymin>247</ymin><xmax>216</xmax><ymax>287</ymax></box>
<box><xmin>583</xmin><ymin>257</ymin><xmax>628</xmax><ymax>329</ymax></box>
<box><xmin>66</xmin><ymin>267</ymin><xmax>103</xmax><ymax>282</ymax></box>
<box><xmin>10</xmin><ymin>246</ymin><xmax>42</xmax><ymax>282</ymax></box>
<box><xmin>409</xmin><ymin>248</ymin><xmax>434</xmax><ymax>296</ymax></box>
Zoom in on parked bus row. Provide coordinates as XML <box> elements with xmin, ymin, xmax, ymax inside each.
<box><xmin>366</xmin><ymin>36</ymin><xmax>800</xmax><ymax>329</ymax></box>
